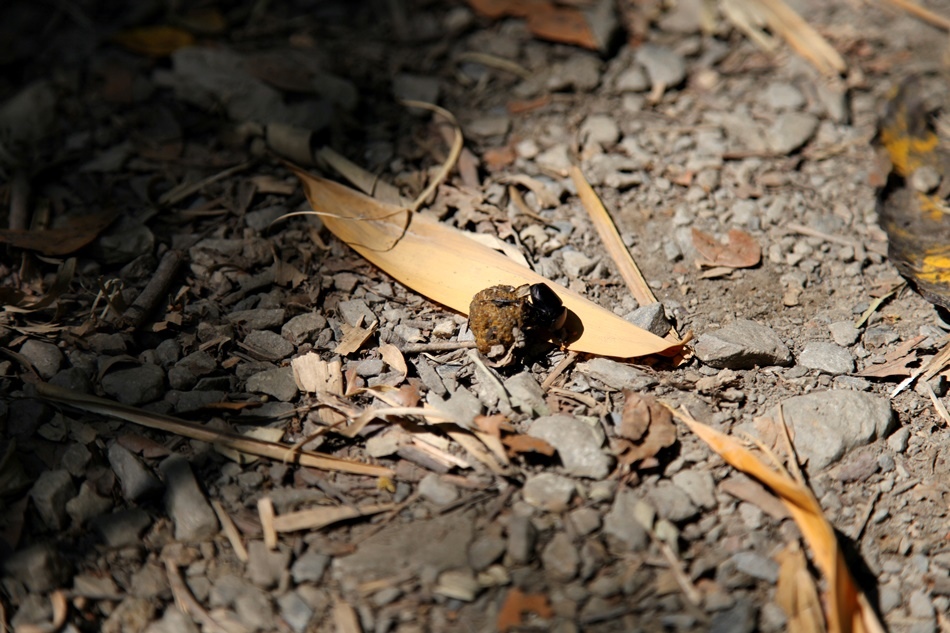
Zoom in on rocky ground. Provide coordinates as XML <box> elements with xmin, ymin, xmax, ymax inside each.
<box><xmin>2</xmin><ymin>0</ymin><xmax>950</xmax><ymax>631</ymax></box>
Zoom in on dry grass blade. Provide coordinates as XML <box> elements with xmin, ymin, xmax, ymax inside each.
<box><xmin>571</xmin><ymin>166</ymin><xmax>659</xmax><ymax>310</ymax></box>
<box><xmin>883</xmin><ymin>0</ymin><xmax>950</xmax><ymax>30</ymax></box>
<box><xmin>722</xmin><ymin>0</ymin><xmax>846</xmax><ymax>76</ymax></box>
<box><xmin>291</xmin><ymin>169</ymin><xmax>682</xmax><ymax>359</ymax></box>
<box><xmin>270</xmin><ymin>502</ymin><xmax>394</xmax><ymax>533</ymax></box>
<box><xmin>211</xmin><ymin>500</ymin><xmax>249</xmax><ymax>562</ymax></box>
<box><xmin>35</xmin><ymin>382</ymin><xmax>394</xmax><ymax>478</ymax></box>
<box><xmin>668</xmin><ymin>405</ymin><xmax>885</xmax><ymax>633</ymax></box>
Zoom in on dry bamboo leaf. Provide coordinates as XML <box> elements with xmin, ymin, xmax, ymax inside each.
<box><xmin>497</xmin><ymin>588</ymin><xmax>554</xmax><ymax>633</ymax></box>
<box><xmin>691</xmin><ymin>228</ymin><xmax>762</xmax><ymax>269</ymax></box>
<box><xmin>502</xmin><ymin>434</ymin><xmax>556</xmax><ymax>456</ymax></box>
<box><xmin>776</xmin><ymin>541</ymin><xmax>826</xmax><ymax>633</ymax></box>
<box><xmin>0</xmin><ymin>211</ymin><xmax>119</xmax><ymax>256</ymax></box>
<box><xmin>670</xmin><ymin>406</ymin><xmax>885</xmax><ymax>633</ymax></box>
<box><xmin>571</xmin><ymin>166</ymin><xmax>658</xmax><ymax>309</ymax></box>
<box><xmin>36</xmin><ymin>382</ymin><xmax>393</xmax><ymax>477</ymax></box>
<box><xmin>112</xmin><ymin>25</ymin><xmax>196</xmax><ymax>57</ymax></box>
<box><xmin>882</xmin><ymin>0</ymin><xmax>950</xmax><ymax>31</ymax></box>
<box><xmin>292</xmin><ymin>169</ymin><xmax>683</xmax><ymax>359</ymax></box>
<box><xmin>721</xmin><ymin>0</ymin><xmax>846</xmax><ymax>77</ymax></box>
<box><xmin>215</xmin><ymin>427</ymin><xmax>285</xmax><ymax>464</ymax></box>
<box><xmin>334</xmin><ymin>319</ymin><xmax>377</xmax><ymax>356</ymax></box>
<box><xmin>211</xmin><ymin>500</ymin><xmax>249</xmax><ymax>562</ymax></box>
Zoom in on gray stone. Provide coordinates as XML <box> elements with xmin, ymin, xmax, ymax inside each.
<box><xmin>694</xmin><ymin>320</ymin><xmax>792</xmax><ymax>369</ymax></box>
<box><xmin>561</xmin><ymin>250</ymin><xmax>597</xmax><ymax>277</ymax></box>
<box><xmin>658</xmin><ymin>0</ymin><xmax>705</xmax><ymax>33</ymax></box>
<box><xmin>671</xmin><ymin>469</ymin><xmax>716</xmax><ymax>510</ymax></box>
<box><xmin>244</xmin><ymin>330</ymin><xmax>294</xmax><ymax>361</ymax></box>
<box><xmin>101</xmin><ymin>364</ymin><xmax>165</xmax><ymax>405</ymax></box>
<box><xmin>277</xmin><ymin>591</ymin><xmax>314</xmax><ymax>633</ymax></box>
<box><xmin>291</xmin><ymin>549</ymin><xmax>330</xmax><ymax>584</ymax></box>
<box><xmin>504</xmin><ymin>372</ymin><xmax>548</xmax><ymax>416</ymax></box>
<box><xmin>129</xmin><ymin>563</ymin><xmax>168</xmax><ymax>598</ymax></box>
<box><xmin>171</xmin><ymin>389</ymin><xmax>228</xmax><ymax>413</ymax></box>
<box><xmin>731</xmin><ymin>551</ymin><xmax>779</xmax><ymax>582</ymax></box>
<box><xmin>829</xmin><ymin>321</ymin><xmax>860</xmax><ymax>346</ymax></box>
<box><xmin>92</xmin><ymin>509</ymin><xmax>152</xmax><ymax>548</ymax></box>
<box><xmin>19</xmin><ymin>340</ymin><xmax>63</xmax><ymax>379</ymax></box>
<box><xmin>247</xmin><ymin>541</ymin><xmax>291</xmax><ymax>589</ymax></box>
<box><xmin>761</xmin><ymin>82</ymin><xmax>805</xmax><ymax>111</ymax></box>
<box><xmin>624</xmin><ymin>303</ymin><xmax>672</xmax><ymax>337</ymax></box>
<box><xmin>333</xmin><ymin>511</ymin><xmax>474</xmax><ymax>581</ymax></box>
<box><xmin>66</xmin><ymin>481</ymin><xmax>113</xmax><ymax>526</ymax></box>
<box><xmin>418</xmin><ymin>473</ymin><xmax>459</xmax><ymax>505</ymax></box>
<box><xmin>466</xmin><ymin>114</ymin><xmax>510</xmax><ymax>138</ymax></box>
<box><xmin>434</xmin><ymin>387</ymin><xmax>482</xmax><ymax>428</ymax></box>
<box><xmin>108</xmin><ymin>442</ymin><xmax>162</xmax><ymax>501</ymax></box>
<box><xmin>154</xmin><ymin>339</ymin><xmax>181</xmax><ymax>366</ymax></box>
<box><xmin>87</xmin><ymin>332</ymin><xmax>127</xmax><ymax>354</ymax></box>
<box><xmin>468</xmin><ymin>534</ymin><xmax>506</xmax><ymax>571</ymax></box>
<box><xmin>392</xmin><ymin>73</ymin><xmax>440</xmax><ymax>105</ymax></box>
<box><xmin>548</xmin><ymin>54</ymin><xmax>602</xmax><ymax>92</ymax></box>
<box><xmin>710</xmin><ymin>599</ymin><xmax>756</xmax><ymax>633</ymax></box>
<box><xmin>337</xmin><ymin>299</ymin><xmax>376</xmax><ymax>327</ymax></box>
<box><xmin>635</xmin><ymin>44</ymin><xmax>686</xmax><ymax>88</ymax></box>
<box><xmin>61</xmin><ymin>442</ymin><xmax>92</xmax><ymax>477</ymax></box>
<box><xmin>246</xmin><ymin>366</ymin><xmax>297</xmax><ymax>402</ymax></box>
<box><xmin>506</xmin><ymin>515</ymin><xmax>538</xmax><ymax>564</ymax></box>
<box><xmin>100</xmin><ymin>595</ymin><xmax>156</xmax><ymax>633</ymax></box>
<box><xmin>234</xmin><ymin>583</ymin><xmax>275</xmax><ymax>632</ymax></box>
<box><xmin>799</xmin><ymin>341</ymin><xmax>854</xmax><ymax>375</ymax></box>
<box><xmin>576</xmin><ymin>357</ymin><xmax>658</xmax><ymax>390</ymax></box>
<box><xmin>159</xmin><ymin>455</ymin><xmax>218</xmax><ymax>541</ymax></box>
<box><xmin>759</xmin><ymin>391</ymin><xmax>895</xmax><ymax>470</ymax></box>
<box><xmin>30</xmin><ymin>469</ymin><xmax>75</xmax><ymax>530</ymax></box>
<box><xmin>615</xmin><ymin>65</ymin><xmax>649</xmax><ymax>92</ymax></box>
<box><xmin>527</xmin><ymin>415</ymin><xmax>613</xmax><ymax>479</ymax></box>
<box><xmin>603</xmin><ymin>488</ymin><xmax>649</xmax><ymax>550</ymax></box>
<box><xmin>227</xmin><ymin>308</ymin><xmax>286</xmax><ymax>330</ymax></box>
<box><xmin>887</xmin><ymin>427</ymin><xmax>910</xmax><ymax>453</ymax></box>
<box><xmin>541</xmin><ymin>532</ymin><xmax>579</xmax><ymax>581</ymax></box>
<box><xmin>522</xmin><ymin>473</ymin><xmax>575</xmax><ymax>512</ymax></box>
<box><xmin>143</xmin><ymin>607</ymin><xmax>199</xmax><ymax>633</ymax></box>
<box><xmin>3</xmin><ymin>544</ymin><xmax>71</xmax><ymax>592</ymax></box>
<box><xmin>912</xmin><ymin>165</ymin><xmax>941</xmax><ymax>193</ymax></box>
<box><xmin>646</xmin><ymin>480</ymin><xmax>698</xmax><ymax>522</ymax></box>
<box><xmin>579</xmin><ymin>114</ymin><xmax>619</xmax><ymax>148</ymax></box>
<box><xmin>50</xmin><ymin>367</ymin><xmax>93</xmax><ymax>393</ymax></box>
<box><xmin>281</xmin><ymin>312</ymin><xmax>327</xmax><ymax>345</ymax></box>
<box><xmin>908</xmin><ymin>589</ymin><xmax>935</xmax><ymax>619</ymax></box>
<box><xmin>766</xmin><ymin>112</ymin><xmax>818</xmax><ymax>154</ymax></box>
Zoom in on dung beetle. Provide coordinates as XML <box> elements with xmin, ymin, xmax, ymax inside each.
<box><xmin>521</xmin><ymin>283</ymin><xmax>567</xmax><ymax>332</ymax></box>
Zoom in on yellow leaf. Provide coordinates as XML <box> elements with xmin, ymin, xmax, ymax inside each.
<box><xmin>113</xmin><ymin>26</ymin><xmax>195</xmax><ymax>57</ymax></box>
<box><xmin>291</xmin><ymin>168</ymin><xmax>683</xmax><ymax>360</ymax></box>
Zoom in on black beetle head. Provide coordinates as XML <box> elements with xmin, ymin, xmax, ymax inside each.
<box><xmin>526</xmin><ymin>283</ymin><xmax>566</xmax><ymax>331</ymax></box>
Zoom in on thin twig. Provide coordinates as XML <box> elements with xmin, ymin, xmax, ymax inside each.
<box><xmin>120</xmin><ymin>249</ymin><xmax>183</xmax><ymax>328</ymax></box>
<box><xmin>401</xmin><ymin>340</ymin><xmax>476</xmax><ymax>354</ymax></box>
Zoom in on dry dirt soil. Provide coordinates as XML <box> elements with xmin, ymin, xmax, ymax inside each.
<box><xmin>1</xmin><ymin>0</ymin><xmax>950</xmax><ymax>632</ymax></box>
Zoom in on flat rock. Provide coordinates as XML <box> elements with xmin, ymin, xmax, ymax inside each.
<box><xmin>159</xmin><ymin>455</ymin><xmax>218</xmax><ymax>542</ymax></box>
<box><xmin>66</xmin><ymin>481</ymin><xmax>113</xmax><ymax>526</ymax></box>
<box><xmin>247</xmin><ymin>541</ymin><xmax>291</xmax><ymax>589</ymax></box>
<box><xmin>635</xmin><ymin>44</ymin><xmax>686</xmax><ymax>88</ymax></box>
<box><xmin>92</xmin><ymin>509</ymin><xmax>152</xmax><ymax>548</ymax></box>
<box><xmin>671</xmin><ymin>469</ymin><xmax>716</xmax><ymax>510</ymax></box>
<box><xmin>576</xmin><ymin>357</ymin><xmax>658</xmax><ymax>390</ymax></box>
<box><xmin>799</xmin><ymin>341</ymin><xmax>854</xmax><ymax>375</ymax></box>
<box><xmin>646</xmin><ymin>480</ymin><xmax>698</xmax><ymax>522</ymax></box>
<box><xmin>108</xmin><ymin>442</ymin><xmax>162</xmax><ymax>502</ymax></box>
<box><xmin>101</xmin><ymin>364</ymin><xmax>166</xmax><ymax>405</ymax></box>
<box><xmin>766</xmin><ymin>112</ymin><xmax>818</xmax><ymax>154</ymax></box>
<box><xmin>30</xmin><ymin>469</ymin><xmax>75</xmax><ymax>530</ymax></box>
<box><xmin>281</xmin><ymin>312</ymin><xmax>327</xmax><ymax>345</ymax></box>
<box><xmin>418</xmin><ymin>473</ymin><xmax>459</xmax><ymax>505</ymax></box>
<box><xmin>541</xmin><ymin>532</ymin><xmax>579</xmax><ymax>581</ymax></box>
<box><xmin>227</xmin><ymin>308</ymin><xmax>286</xmax><ymax>330</ymax></box>
<box><xmin>246</xmin><ymin>366</ymin><xmax>297</xmax><ymax>402</ymax></box>
<box><xmin>694</xmin><ymin>320</ymin><xmax>792</xmax><ymax>369</ymax></box>
<box><xmin>504</xmin><ymin>372</ymin><xmax>548</xmax><ymax>416</ymax></box>
<box><xmin>829</xmin><ymin>321</ymin><xmax>860</xmax><ymax>346</ymax></box>
<box><xmin>624</xmin><ymin>303</ymin><xmax>672</xmax><ymax>337</ymax></box>
<box><xmin>522</xmin><ymin>473</ymin><xmax>575</xmax><ymax>512</ymax></box>
<box><xmin>291</xmin><ymin>550</ymin><xmax>330</xmax><ymax>584</ymax></box>
<box><xmin>332</xmin><ymin>511</ymin><xmax>474</xmax><ymax>582</ymax></box>
<box><xmin>19</xmin><ymin>339</ymin><xmax>63</xmax><ymax>379</ymax></box>
<box><xmin>603</xmin><ymin>487</ymin><xmax>649</xmax><ymax>551</ymax></box>
<box><xmin>244</xmin><ymin>330</ymin><xmax>294</xmax><ymax>361</ymax></box>
<box><xmin>757</xmin><ymin>390</ymin><xmax>895</xmax><ymax>470</ymax></box>
<box><xmin>527</xmin><ymin>414</ymin><xmax>613</xmax><ymax>479</ymax></box>
<box><xmin>3</xmin><ymin>544</ymin><xmax>72</xmax><ymax>592</ymax></box>
<box><xmin>506</xmin><ymin>515</ymin><xmax>538</xmax><ymax>564</ymax></box>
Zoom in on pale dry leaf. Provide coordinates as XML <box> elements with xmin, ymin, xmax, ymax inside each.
<box><xmin>291</xmin><ymin>168</ymin><xmax>684</xmax><ymax>359</ymax></box>
<box><xmin>378</xmin><ymin>343</ymin><xmax>408</xmax><ymax>380</ymax></box>
<box><xmin>776</xmin><ymin>541</ymin><xmax>826</xmax><ymax>633</ymax></box>
<box><xmin>692</xmin><ymin>227</ymin><xmax>762</xmax><ymax>269</ymax></box>
<box><xmin>670</xmin><ymin>405</ymin><xmax>885</xmax><ymax>633</ymax></box>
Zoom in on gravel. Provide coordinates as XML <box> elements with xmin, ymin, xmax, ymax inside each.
<box><xmin>527</xmin><ymin>415</ymin><xmax>614</xmax><ymax>479</ymax></box>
